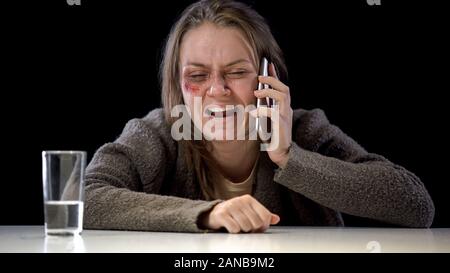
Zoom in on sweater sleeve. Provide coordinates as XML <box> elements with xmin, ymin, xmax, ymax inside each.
<box><xmin>83</xmin><ymin>116</ymin><xmax>220</xmax><ymax>232</ymax></box>
<box><xmin>274</xmin><ymin>109</ymin><xmax>435</xmax><ymax>228</ymax></box>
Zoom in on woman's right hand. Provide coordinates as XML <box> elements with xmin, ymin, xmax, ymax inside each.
<box><xmin>199</xmin><ymin>194</ymin><xmax>280</xmax><ymax>233</ymax></box>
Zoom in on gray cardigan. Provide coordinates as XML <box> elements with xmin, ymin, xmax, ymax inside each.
<box><xmin>84</xmin><ymin>108</ymin><xmax>435</xmax><ymax>232</ymax></box>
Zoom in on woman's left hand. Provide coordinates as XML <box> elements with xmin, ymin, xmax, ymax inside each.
<box><xmin>251</xmin><ymin>63</ymin><xmax>293</xmax><ymax>169</ymax></box>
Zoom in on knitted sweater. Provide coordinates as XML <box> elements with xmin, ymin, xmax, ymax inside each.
<box><xmin>84</xmin><ymin>108</ymin><xmax>435</xmax><ymax>232</ymax></box>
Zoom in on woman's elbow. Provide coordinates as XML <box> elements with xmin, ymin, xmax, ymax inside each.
<box><xmin>386</xmin><ymin>167</ymin><xmax>435</xmax><ymax>228</ymax></box>
<box><xmin>395</xmin><ymin>187</ymin><xmax>435</xmax><ymax>228</ymax></box>
<box><xmin>408</xmin><ymin>194</ymin><xmax>435</xmax><ymax>228</ymax></box>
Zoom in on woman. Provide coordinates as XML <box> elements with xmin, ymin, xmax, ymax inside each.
<box><xmin>84</xmin><ymin>0</ymin><xmax>434</xmax><ymax>233</ymax></box>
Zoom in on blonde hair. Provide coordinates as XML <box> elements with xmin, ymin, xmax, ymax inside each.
<box><xmin>159</xmin><ymin>0</ymin><xmax>287</xmax><ymax>199</ymax></box>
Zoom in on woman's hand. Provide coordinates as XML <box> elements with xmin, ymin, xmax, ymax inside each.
<box><xmin>251</xmin><ymin>63</ymin><xmax>293</xmax><ymax>168</ymax></box>
<box><xmin>199</xmin><ymin>194</ymin><xmax>280</xmax><ymax>233</ymax></box>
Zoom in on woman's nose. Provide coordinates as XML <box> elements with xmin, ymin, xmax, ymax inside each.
<box><xmin>207</xmin><ymin>75</ymin><xmax>230</xmax><ymax>97</ymax></box>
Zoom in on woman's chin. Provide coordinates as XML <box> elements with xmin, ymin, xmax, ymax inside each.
<box><xmin>203</xmin><ymin>128</ymin><xmax>236</xmax><ymax>141</ymax></box>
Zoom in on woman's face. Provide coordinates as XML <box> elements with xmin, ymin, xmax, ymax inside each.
<box><xmin>179</xmin><ymin>22</ymin><xmax>258</xmax><ymax>141</ymax></box>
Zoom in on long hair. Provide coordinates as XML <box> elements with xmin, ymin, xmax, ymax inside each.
<box><xmin>159</xmin><ymin>0</ymin><xmax>287</xmax><ymax>199</ymax></box>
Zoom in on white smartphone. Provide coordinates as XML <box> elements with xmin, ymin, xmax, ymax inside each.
<box><xmin>256</xmin><ymin>57</ymin><xmax>273</xmax><ymax>141</ymax></box>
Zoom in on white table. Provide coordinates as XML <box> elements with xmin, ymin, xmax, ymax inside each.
<box><xmin>0</xmin><ymin>226</ymin><xmax>449</xmax><ymax>253</ymax></box>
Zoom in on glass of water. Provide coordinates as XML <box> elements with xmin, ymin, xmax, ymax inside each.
<box><xmin>42</xmin><ymin>151</ymin><xmax>86</xmax><ymax>236</ymax></box>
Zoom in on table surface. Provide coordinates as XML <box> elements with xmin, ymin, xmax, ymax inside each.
<box><xmin>1</xmin><ymin>226</ymin><xmax>449</xmax><ymax>253</ymax></box>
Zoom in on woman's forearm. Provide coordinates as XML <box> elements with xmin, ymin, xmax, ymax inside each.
<box><xmin>274</xmin><ymin>143</ymin><xmax>435</xmax><ymax>227</ymax></box>
<box><xmin>84</xmin><ymin>181</ymin><xmax>220</xmax><ymax>232</ymax></box>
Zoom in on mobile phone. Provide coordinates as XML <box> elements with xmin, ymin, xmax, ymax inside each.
<box><xmin>256</xmin><ymin>57</ymin><xmax>273</xmax><ymax>141</ymax></box>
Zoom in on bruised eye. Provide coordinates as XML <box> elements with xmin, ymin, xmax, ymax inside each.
<box><xmin>188</xmin><ymin>73</ymin><xmax>209</xmax><ymax>82</ymax></box>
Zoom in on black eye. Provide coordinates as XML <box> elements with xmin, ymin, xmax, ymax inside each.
<box><xmin>189</xmin><ymin>74</ymin><xmax>208</xmax><ymax>82</ymax></box>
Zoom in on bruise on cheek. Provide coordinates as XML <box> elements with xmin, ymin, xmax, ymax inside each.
<box><xmin>183</xmin><ymin>81</ymin><xmax>201</xmax><ymax>94</ymax></box>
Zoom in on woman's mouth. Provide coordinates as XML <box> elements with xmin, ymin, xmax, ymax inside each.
<box><xmin>205</xmin><ymin>106</ymin><xmax>236</xmax><ymax>118</ymax></box>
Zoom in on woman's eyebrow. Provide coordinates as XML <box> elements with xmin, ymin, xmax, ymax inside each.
<box><xmin>185</xmin><ymin>59</ymin><xmax>251</xmax><ymax>68</ymax></box>
<box><xmin>185</xmin><ymin>62</ymin><xmax>208</xmax><ymax>68</ymax></box>
<box><xmin>225</xmin><ymin>59</ymin><xmax>251</xmax><ymax>67</ymax></box>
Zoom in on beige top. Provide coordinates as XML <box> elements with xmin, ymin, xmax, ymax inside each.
<box><xmin>210</xmin><ymin>158</ymin><xmax>259</xmax><ymax>200</ymax></box>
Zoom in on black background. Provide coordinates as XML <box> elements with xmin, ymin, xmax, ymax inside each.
<box><xmin>2</xmin><ymin>0</ymin><xmax>449</xmax><ymax>227</ymax></box>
